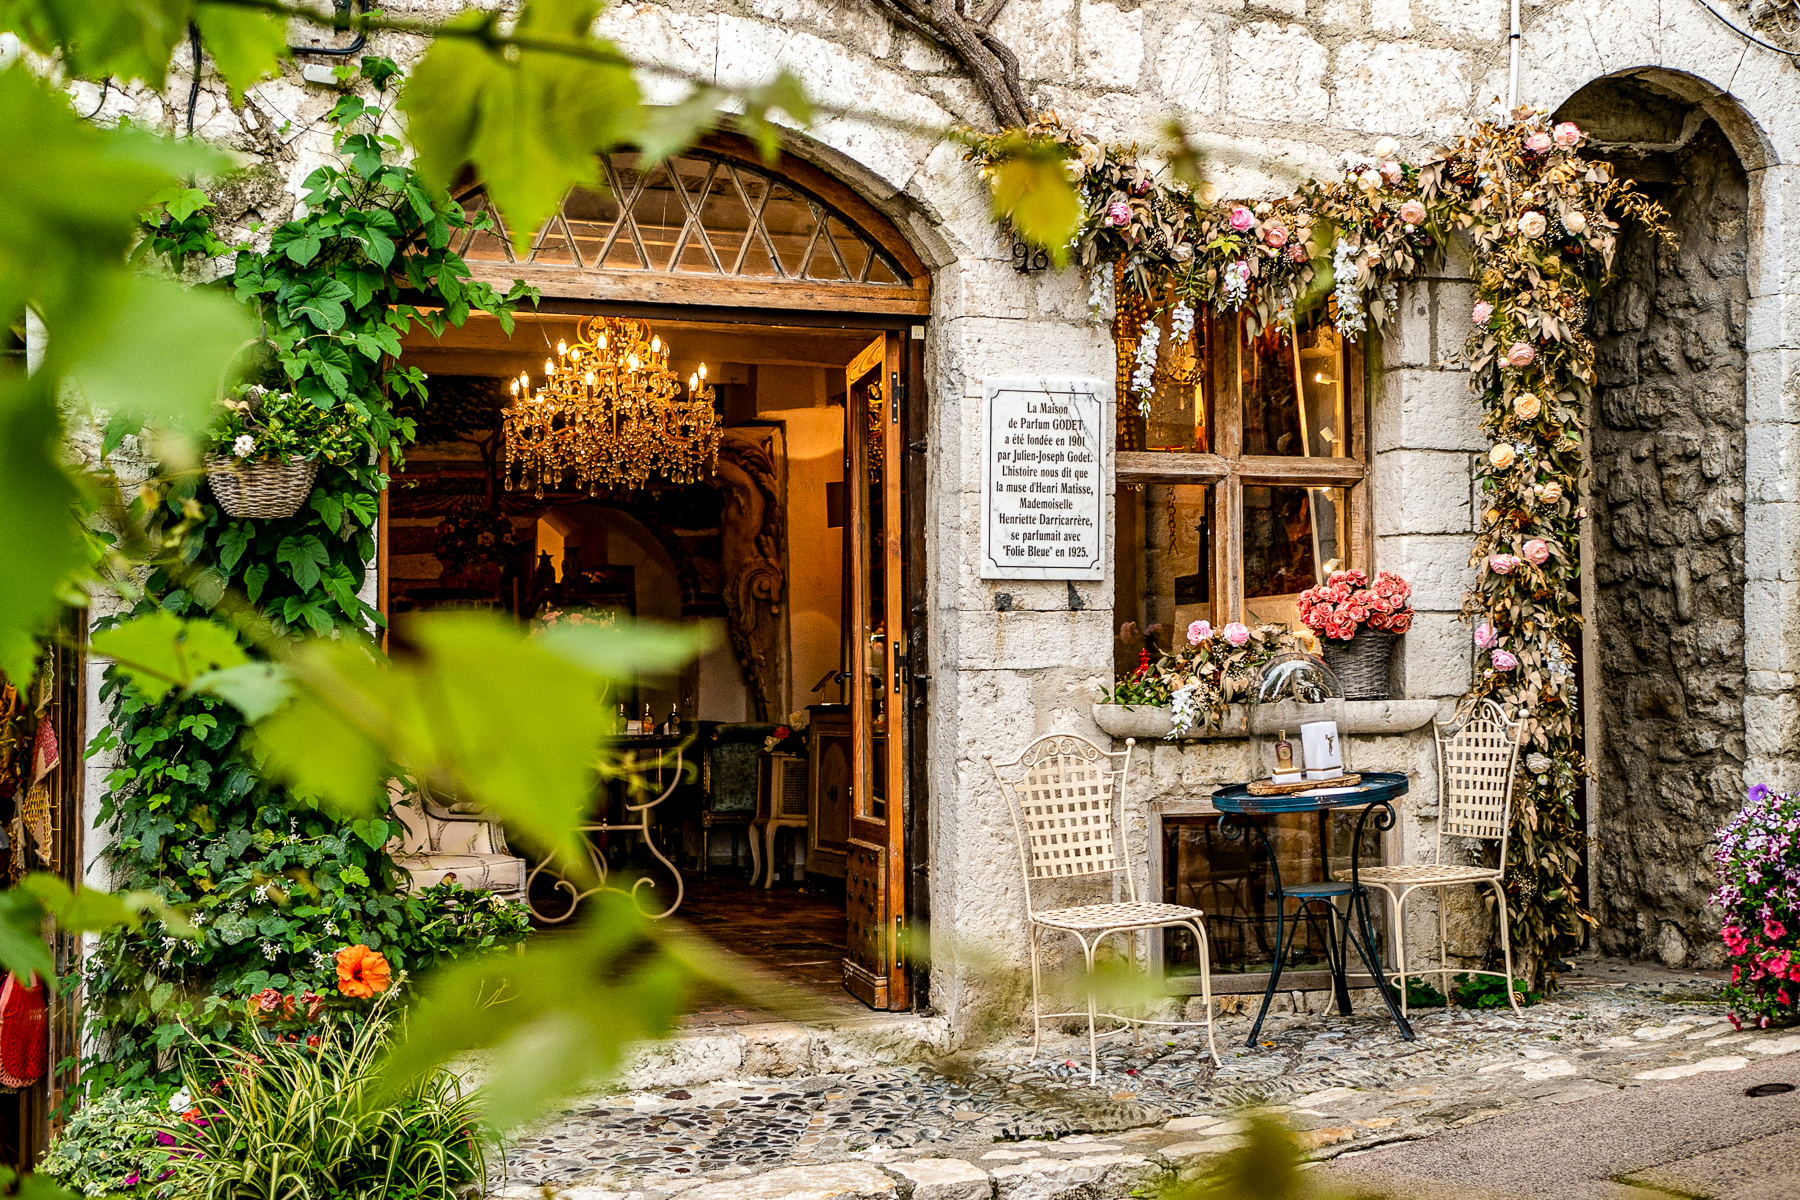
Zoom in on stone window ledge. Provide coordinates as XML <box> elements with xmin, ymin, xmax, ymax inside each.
<box><xmin>1092</xmin><ymin>699</ymin><xmax>1444</xmax><ymax>741</ymax></box>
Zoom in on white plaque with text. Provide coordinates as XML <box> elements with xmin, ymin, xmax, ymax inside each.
<box><xmin>980</xmin><ymin>376</ymin><xmax>1107</xmax><ymax>581</ymax></box>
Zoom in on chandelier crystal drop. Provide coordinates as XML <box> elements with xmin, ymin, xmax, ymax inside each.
<box><xmin>501</xmin><ymin>316</ymin><xmax>721</xmax><ymax>496</ymax></box>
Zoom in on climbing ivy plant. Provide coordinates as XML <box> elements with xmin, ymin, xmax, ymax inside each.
<box><xmin>81</xmin><ymin>71</ymin><xmax>536</xmax><ymax>1091</ymax></box>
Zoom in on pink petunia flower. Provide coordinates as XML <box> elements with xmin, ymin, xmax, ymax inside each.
<box><xmin>1767</xmin><ymin>918</ymin><xmax>1788</xmax><ymax>941</ymax></box>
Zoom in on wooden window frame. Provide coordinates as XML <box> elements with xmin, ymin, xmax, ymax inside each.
<box><xmin>1115</xmin><ymin>313</ymin><xmax>1371</xmax><ymax>624</ymax></box>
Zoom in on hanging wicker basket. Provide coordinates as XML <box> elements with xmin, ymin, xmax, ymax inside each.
<box><xmin>1320</xmin><ymin>630</ymin><xmax>1397</xmax><ymax>701</ymax></box>
<box><xmin>206</xmin><ymin>455</ymin><xmax>319</xmax><ymax>519</ymax></box>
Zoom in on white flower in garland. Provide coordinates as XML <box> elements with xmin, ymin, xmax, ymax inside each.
<box><xmin>233</xmin><ymin>433</ymin><xmax>256</xmax><ymax>459</ymax></box>
<box><xmin>1332</xmin><ymin>239</ymin><xmax>1367</xmax><ymax>338</ymax></box>
<box><xmin>1130</xmin><ymin>318</ymin><xmax>1161</xmax><ymax>416</ymax></box>
<box><xmin>1169</xmin><ymin>301</ymin><xmax>1195</xmax><ymax>346</ymax></box>
<box><xmin>1087</xmin><ymin>269</ymin><xmax>1114</xmax><ymax>324</ymax></box>
<box><xmin>1167</xmin><ymin>682</ymin><xmax>1202</xmax><ymax>739</ymax></box>
<box><xmin>1221</xmin><ymin>259</ymin><xmax>1251</xmax><ymax>308</ymax></box>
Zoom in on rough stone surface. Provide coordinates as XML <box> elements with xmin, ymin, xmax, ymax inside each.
<box><xmin>1581</xmin><ymin>88</ymin><xmax>1750</xmax><ymax>969</ymax></box>
<box><xmin>491</xmin><ymin>961</ymin><xmax>1745</xmax><ymax>1200</ymax></box>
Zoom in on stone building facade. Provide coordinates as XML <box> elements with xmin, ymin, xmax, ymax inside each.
<box><xmin>73</xmin><ymin>0</ymin><xmax>1800</xmax><ymax>1032</ymax></box>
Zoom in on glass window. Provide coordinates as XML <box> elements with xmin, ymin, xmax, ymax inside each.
<box><xmin>1242</xmin><ymin>484</ymin><xmax>1348</xmax><ymax>629</ymax></box>
<box><xmin>1241</xmin><ymin>311</ymin><xmax>1348</xmax><ymax>459</ymax></box>
<box><xmin>1114</xmin><ymin>482</ymin><xmax>1213</xmax><ymax>677</ymax></box>
<box><xmin>1118</xmin><ymin>307</ymin><xmax>1210</xmax><ymax>454</ymax></box>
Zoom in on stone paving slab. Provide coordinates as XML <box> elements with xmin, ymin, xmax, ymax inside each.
<box><xmin>490</xmin><ymin>964</ymin><xmax>1779</xmax><ymax>1200</ymax></box>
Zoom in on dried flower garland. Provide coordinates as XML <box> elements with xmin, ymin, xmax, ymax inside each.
<box><xmin>1102</xmin><ymin>622</ymin><xmax>1304</xmax><ymax>737</ymax></box>
<box><xmin>973</xmin><ymin>106</ymin><xmax>1673</xmax><ymax>985</ymax></box>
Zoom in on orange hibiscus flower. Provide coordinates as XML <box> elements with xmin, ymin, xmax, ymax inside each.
<box><xmin>335</xmin><ymin>944</ymin><xmax>392</xmax><ymax>998</ymax></box>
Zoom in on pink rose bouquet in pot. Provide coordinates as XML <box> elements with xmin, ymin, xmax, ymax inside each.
<box><xmin>1295</xmin><ymin>569</ymin><xmax>1415</xmax><ymax>642</ymax></box>
<box><xmin>1296</xmin><ymin>569</ymin><xmax>1414</xmax><ymax>700</ymax></box>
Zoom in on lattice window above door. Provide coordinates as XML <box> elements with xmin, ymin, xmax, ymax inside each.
<box><xmin>458</xmin><ymin>151</ymin><xmax>910</xmax><ymax>287</ymax></box>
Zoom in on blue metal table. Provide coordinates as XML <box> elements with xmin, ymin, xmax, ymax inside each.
<box><xmin>1210</xmin><ymin>770</ymin><xmax>1414</xmax><ymax>1045</ymax></box>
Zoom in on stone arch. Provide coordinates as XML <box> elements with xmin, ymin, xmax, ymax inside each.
<box><xmin>1553</xmin><ymin>73</ymin><xmax>1753</xmax><ymax>969</ymax></box>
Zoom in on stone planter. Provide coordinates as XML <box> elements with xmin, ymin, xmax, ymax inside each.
<box><xmin>1092</xmin><ymin>699</ymin><xmax>1442</xmax><ymax>741</ymax></box>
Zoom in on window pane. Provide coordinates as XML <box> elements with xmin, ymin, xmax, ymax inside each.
<box><xmin>1241</xmin><ymin>312</ymin><xmax>1346</xmax><ymax>458</ymax></box>
<box><xmin>1116</xmin><ymin>307</ymin><xmax>1209</xmax><ymax>454</ymax></box>
<box><xmin>1114</xmin><ymin>482</ymin><xmax>1213</xmax><ymax>677</ymax></box>
<box><xmin>1162</xmin><ymin>813</ymin><xmax>1385</xmax><ymax>979</ymax></box>
<box><xmin>1242</xmin><ymin>485</ymin><xmax>1347</xmax><ymax>629</ymax></box>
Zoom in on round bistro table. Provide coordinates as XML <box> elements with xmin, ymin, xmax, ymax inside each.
<box><xmin>1210</xmin><ymin>770</ymin><xmax>1415</xmax><ymax>1046</ymax></box>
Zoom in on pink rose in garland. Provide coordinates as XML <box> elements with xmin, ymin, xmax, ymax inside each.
<box><xmin>1504</xmin><ymin>342</ymin><xmax>1536</xmax><ymax>368</ymax></box>
<box><xmin>1296</xmin><ymin>569</ymin><xmax>1414</xmax><ymax>641</ymax></box>
<box><xmin>1525</xmin><ymin>130</ymin><xmax>1553</xmax><ymax>154</ymax></box>
<box><xmin>1288</xmin><ymin>242</ymin><xmax>1309</xmax><ymax>263</ymax></box>
<box><xmin>1222</xmin><ymin>621</ymin><xmax>1251</xmax><ymax>646</ymax></box>
<box><xmin>1490</xmin><ymin>648</ymin><xmax>1518</xmax><ymax>671</ymax></box>
<box><xmin>1228</xmin><ymin>205</ymin><xmax>1255</xmax><ymax>233</ymax></box>
<box><xmin>1553</xmin><ymin>121</ymin><xmax>1582</xmax><ymax>147</ymax></box>
<box><xmin>1398</xmin><ymin>199</ymin><xmax>1426</xmax><ymax>226</ymax></box>
<box><xmin>1488</xmin><ymin>553</ymin><xmax>1520</xmax><ymax>575</ymax></box>
<box><xmin>1187</xmin><ymin>619</ymin><xmax>1213</xmax><ymax>644</ymax></box>
<box><xmin>1379</xmin><ymin>160</ymin><xmax>1403</xmax><ymax>185</ymax></box>
<box><xmin>1263</xmin><ymin>222</ymin><xmax>1289</xmax><ymax>248</ymax></box>
<box><xmin>1474</xmin><ymin>621</ymin><xmax>1498</xmax><ymax>649</ymax></box>
<box><xmin>1522</xmin><ymin>538</ymin><xmax>1552</xmax><ymax>566</ymax></box>
<box><xmin>1471</xmin><ymin>300</ymin><xmax>1493</xmax><ymax>324</ymax></box>
<box><xmin>1104</xmin><ymin>201</ymin><xmax>1131</xmax><ymax>227</ymax></box>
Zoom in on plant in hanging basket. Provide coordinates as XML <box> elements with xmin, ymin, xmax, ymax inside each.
<box><xmin>205</xmin><ymin>384</ymin><xmax>368</xmax><ymax>519</ymax></box>
<box><xmin>1296</xmin><ymin>569</ymin><xmax>1414</xmax><ymax>700</ymax></box>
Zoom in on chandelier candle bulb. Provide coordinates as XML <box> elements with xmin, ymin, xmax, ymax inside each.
<box><xmin>502</xmin><ymin>315</ymin><xmax>721</xmax><ymax>496</ymax></box>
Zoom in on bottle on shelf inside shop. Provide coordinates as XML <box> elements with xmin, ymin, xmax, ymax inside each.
<box><xmin>642</xmin><ymin>703</ymin><xmax>654</xmax><ymax>737</ymax></box>
<box><xmin>664</xmin><ymin>703</ymin><xmax>682</xmax><ymax>736</ymax></box>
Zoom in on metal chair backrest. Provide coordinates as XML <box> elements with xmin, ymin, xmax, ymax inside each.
<box><xmin>1433</xmin><ymin>698</ymin><xmax>1525</xmax><ymax>873</ymax></box>
<box><xmin>987</xmin><ymin>734</ymin><xmax>1134</xmax><ymax>917</ymax></box>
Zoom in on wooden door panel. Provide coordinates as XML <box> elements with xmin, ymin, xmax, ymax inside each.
<box><xmin>841</xmin><ymin>332</ymin><xmax>909</xmax><ymax>1010</ymax></box>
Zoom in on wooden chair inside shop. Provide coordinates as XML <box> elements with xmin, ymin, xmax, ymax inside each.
<box><xmin>1346</xmin><ymin>698</ymin><xmax>1526</xmax><ymax>1013</ymax></box>
<box><xmin>987</xmin><ymin>734</ymin><xmax>1219</xmax><ymax>1081</ymax></box>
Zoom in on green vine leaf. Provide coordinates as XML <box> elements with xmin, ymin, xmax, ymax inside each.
<box><xmin>91</xmin><ymin>611</ymin><xmax>248</xmax><ymax>703</ymax></box>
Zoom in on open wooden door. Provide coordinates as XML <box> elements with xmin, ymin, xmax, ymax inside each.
<box><xmin>842</xmin><ymin>332</ymin><xmax>909</xmax><ymax>1010</ymax></box>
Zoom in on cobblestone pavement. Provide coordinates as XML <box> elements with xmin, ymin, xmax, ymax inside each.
<box><xmin>490</xmin><ymin>961</ymin><xmax>1800</xmax><ymax>1200</ymax></box>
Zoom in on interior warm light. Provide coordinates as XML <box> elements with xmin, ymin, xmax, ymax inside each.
<box><xmin>500</xmin><ymin>315</ymin><xmax>720</xmax><ymax>496</ymax></box>
<box><xmin>557</xmin><ymin>340</ymin><xmax>567</xmax><ymax>356</ymax></box>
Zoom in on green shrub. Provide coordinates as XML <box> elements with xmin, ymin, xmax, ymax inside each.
<box><xmin>163</xmin><ymin>1008</ymin><xmax>486</xmax><ymax>1200</ymax></box>
<box><xmin>39</xmin><ymin>1089</ymin><xmax>178</xmax><ymax>1198</ymax></box>
<box><xmin>1450</xmin><ymin>971</ymin><xmax>1539</xmax><ymax>1009</ymax></box>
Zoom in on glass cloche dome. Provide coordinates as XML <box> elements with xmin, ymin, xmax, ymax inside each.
<box><xmin>1249</xmin><ymin>651</ymin><xmax>1349</xmax><ymax>783</ymax></box>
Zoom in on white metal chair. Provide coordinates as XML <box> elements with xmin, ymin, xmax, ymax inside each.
<box><xmin>1348</xmin><ymin>698</ymin><xmax>1525</xmax><ymax>1014</ymax></box>
<box><xmin>986</xmin><ymin>734</ymin><xmax>1219</xmax><ymax>1081</ymax></box>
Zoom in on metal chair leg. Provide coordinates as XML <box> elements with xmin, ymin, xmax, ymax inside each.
<box><xmin>1079</xmin><ymin>934</ymin><xmax>1101</xmax><ymax>1082</ymax></box>
<box><xmin>1028</xmin><ymin>923</ymin><xmax>1044</xmax><ymax>1059</ymax></box>
<box><xmin>1492</xmin><ymin>879</ymin><xmax>1522</xmax><ymax>1014</ymax></box>
<box><xmin>1437</xmin><ymin>885</ymin><xmax>1451</xmax><ymax>1003</ymax></box>
<box><xmin>1391</xmin><ymin>886</ymin><xmax>1412</xmax><ymax>1017</ymax></box>
<box><xmin>1190</xmin><ymin>919</ymin><xmax>1220</xmax><ymax>1066</ymax></box>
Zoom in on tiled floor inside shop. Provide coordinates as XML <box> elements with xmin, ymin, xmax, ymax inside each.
<box><xmin>670</xmin><ymin>875</ymin><xmax>863</xmax><ymax>1026</ymax></box>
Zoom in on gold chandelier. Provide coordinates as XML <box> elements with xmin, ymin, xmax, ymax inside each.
<box><xmin>501</xmin><ymin>316</ymin><xmax>721</xmax><ymax>496</ymax></box>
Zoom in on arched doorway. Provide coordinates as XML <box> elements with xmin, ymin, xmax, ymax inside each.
<box><xmin>385</xmin><ymin>135</ymin><xmax>931</xmax><ymax>1012</ymax></box>
<box><xmin>1556</xmin><ymin>77</ymin><xmax>1749</xmax><ymax>969</ymax></box>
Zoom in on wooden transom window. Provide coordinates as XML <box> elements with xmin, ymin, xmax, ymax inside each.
<box><xmin>1113</xmin><ymin>310</ymin><xmax>1369</xmax><ymax>676</ymax></box>
<box><xmin>455</xmin><ymin>139</ymin><xmax>931</xmax><ymax>315</ymax></box>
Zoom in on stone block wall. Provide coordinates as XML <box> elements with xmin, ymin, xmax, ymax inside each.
<box><xmin>59</xmin><ymin>0</ymin><xmax>1800</xmax><ymax>1034</ymax></box>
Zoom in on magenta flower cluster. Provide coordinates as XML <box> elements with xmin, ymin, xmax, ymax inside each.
<box><xmin>1711</xmin><ymin>783</ymin><xmax>1800</xmax><ymax>1028</ymax></box>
